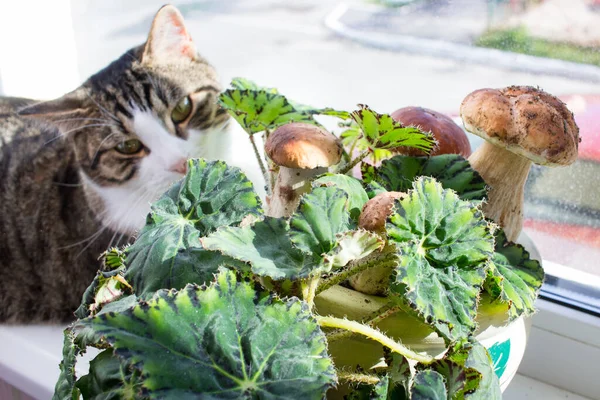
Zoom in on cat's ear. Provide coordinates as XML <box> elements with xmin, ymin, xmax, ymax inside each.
<box><xmin>141</xmin><ymin>5</ymin><xmax>197</xmax><ymax>66</ymax></box>
<box><xmin>18</xmin><ymin>89</ymin><xmax>90</xmax><ymax>132</ymax></box>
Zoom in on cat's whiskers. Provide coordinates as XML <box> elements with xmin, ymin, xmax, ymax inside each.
<box><xmin>52</xmin><ymin>117</ymin><xmax>118</xmax><ymax>125</ymax></box>
<box><xmin>75</xmin><ymin>225</ymin><xmax>110</xmax><ymax>259</ymax></box>
<box><xmin>85</xmin><ymin>92</ymin><xmax>120</xmax><ymax>123</ymax></box>
<box><xmin>58</xmin><ymin>223</ymin><xmax>108</xmax><ymax>250</ymax></box>
<box><xmin>92</xmin><ymin>132</ymin><xmax>120</xmax><ymax>162</ymax></box>
<box><xmin>44</xmin><ymin>123</ymin><xmax>118</xmax><ymax>146</ymax></box>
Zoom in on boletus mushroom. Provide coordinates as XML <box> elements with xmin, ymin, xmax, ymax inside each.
<box><xmin>265</xmin><ymin>122</ymin><xmax>342</xmax><ymax>217</ymax></box>
<box><xmin>390</xmin><ymin>106</ymin><xmax>471</xmax><ymax>157</ymax></box>
<box><xmin>349</xmin><ymin>191</ymin><xmax>406</xmax><ymax>295</ymax></box>
<box><xmin>460</xmin><ymin>86</ymin><xmax>580</xmax><ymax>242</ymax></box>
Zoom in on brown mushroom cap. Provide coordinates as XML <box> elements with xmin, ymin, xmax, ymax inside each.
<box><xmin>460</xmin><ymin>86</ymin><xmax>579</xmax><ymax>166</ymax></box>
<box><xmin>359</xmin><ymin>191</ymin><xmax>406</xmax><ymax>233</ymax></box>
<box><xmin>265</xmin><ymin>122</ymin><xmax>343</xmax><ymax>169</ymax></box>
<box><xmin>390</xmin><ymin>106</ymin><xmax>471</xmax><ymax>157</ymax></box>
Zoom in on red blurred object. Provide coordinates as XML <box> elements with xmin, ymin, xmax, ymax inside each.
<box><xmin>522</xmin><ymin>94</ymin><xmax>600</xmax><ymax>253</ymax></box>
<box><xmin>558</xmin><ymin>94</ymin><xmax>600</xmax><ymax>162</ymax></box>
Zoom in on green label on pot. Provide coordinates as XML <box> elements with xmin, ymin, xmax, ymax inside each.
<box><xmin>488</xmin><ymin>339</ymin><xmax>511</xmax><ymax>379</ymax></box>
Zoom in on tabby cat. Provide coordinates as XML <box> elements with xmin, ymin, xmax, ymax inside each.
<box><xmin>0</xmin><ymin>5</ymin><xmax>229</xmax><ymax>323</ymax></box>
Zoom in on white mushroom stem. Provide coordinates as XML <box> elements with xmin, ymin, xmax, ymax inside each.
<box><xmin>468</xmin><ymin>141</ymin><xmax>532</xmax><ymax>242</ymax></box>
<box><xmin>267</xmin><ymin>166</ymin><xmax>327</xmax><ymax>218</ymax></box>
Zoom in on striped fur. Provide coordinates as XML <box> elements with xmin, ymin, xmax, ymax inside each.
<box><xmin>0</xmin><ymin>6</ymin><xmax>228</xmax><ymax>323</ymax></box>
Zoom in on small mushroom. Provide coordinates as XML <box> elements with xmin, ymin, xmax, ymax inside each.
<box><xmin>460</xmin><ymin>86</ymin><xmax>579</xmax><ymax>242</ymax></box>
<box><xmin>265</xmin><ymin>122</ymin><xmax>342</xmax><ymax>217</ymax></box>
<box><xmin>390</xmin><ymin>106</ymin><xmax>471</xmax><ymax>157</ymax></box>
<box><xmin>349</xmin><ymin>191</ymin><xmax>406</xmax><ymax>295</ymax></box>
<box><xmin>358</xmin><ymin>191</ymin><xmax>406</xmax><ymax>233</ymax></box>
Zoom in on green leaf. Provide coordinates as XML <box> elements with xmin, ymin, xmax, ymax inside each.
<box><xmin>463</xmin><ymin>343</ymin><xmax>502</xmax><ymax>400</ymax></box>
<box><xmin>103</xmin><ymin>247</ymin><xmax>127</xmax><ymax>270</ymax></box>
<box><xmin>313</xmin><ymin>174</ymin><xmax>369</xmax><ymax>220</ymax></box>
<box><xmin>385</xmin><ymin>350</ymin><xmax>411</xmax><ymax>397</ymax></box>
<box><xmin>351</xmin><ymin>105</ymin><xmax>435</xmax><ymax>153</ymax></box>
<box><xmin>77</xmin><ymin>270</ymin><xmax>335</xmax><ymax>399</ymax></box>
<box><xmin>485</xmin><ymin>230</ymin><xmax>545</xmax><ymax>320</ymax></box>
<box><xmin>289</xmin><ymin>187</ymin><xmax>352</xmax><ymax>257</ymax></box>
<box><xmin>202</xmin><ymin>217</ymin><xmax>319</xmax><ymax>280</ymax></box>
<box><xmin>230</xmin><ymin>77</ymin><xmax>279</xmax><ymax>94</ymax></box>
<box><xmin>347</xmin><ymin>376</ymin><xmax>391</xmax><ymax>400</ymax></box>
<box><xmin>218</xmin><ymin>87</ymin><xmax>350</xmax><ymax>135</ymax></box>
<box><xmin>52</xmin><ymin>330</ymin><xmax>80</xmax><ymax>400</ymax></box>
<box><xmin>75</xmin><ymin>249</ymin><xmax>129</xmax><ymax>319</ymax></box>
<box><xmin>387</xmin><ymin>177</ymin><xmax>494</xmax><ymax>341</ymax></box>
<box><xmin>76</xmin><ymin>349</ymin><xmax>142</xmax><ymax>400</ymax></box>
<box><xmin>323</xmin><ymin>230</ymin><xmax>385</xmax><ymax>270</ymax></box>
<box><xmin>364</xmin><ymin>181</ymin><xmax>388</xmax><ymax>199</ymax></box>
<box><xmin>362</xmin><ymin>154</ymin><xmax>487</xmax><ymax>201</ymax></box>
<box><xmin>124</xmin><ymin>159</ymin><xmax>261</xmax><ymax>296</ymax></box>
<box><xmin>410</xmin><ymin>370</ymin><xmax>447</xmax><ymax>400</ymax></box>
<box><xmin>413</xmin><ymin>341</ymin><xmax>501</xmax><ymax>400</ymax></box>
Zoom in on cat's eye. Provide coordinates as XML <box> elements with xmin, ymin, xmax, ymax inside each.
<box><xmin>171</xmin><ymin>96</ymin><xmax>193</xmax><ymax>124</ymax></box>
<box><xmin>115</xmin><ymin>139</ymin><xmax>143</xmax><ymax>155</ymax></box>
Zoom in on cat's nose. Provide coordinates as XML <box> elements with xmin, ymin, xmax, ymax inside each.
<box><xmin>169</xmin><ymin>158</ymin><xmax>188</xmax><ymax>175</ymax></box>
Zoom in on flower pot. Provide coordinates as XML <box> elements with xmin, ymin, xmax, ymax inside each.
<box><xmin>315</xmin><ymin>232</ymin><xmax>540</xmax><ymax>396</ymax></box>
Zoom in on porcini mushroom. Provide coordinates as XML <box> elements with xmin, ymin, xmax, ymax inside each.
<box><xmin>460</xmin><ymin>86</ymin><xmax>579</xmax><ymax>242</ymax></box>
<box><xmin>349</xmin><ymin>191</ymin><xmax>406</xmax><ymax>295</ymax></box>
<box><xmin>265</xmin><ymin>122</ymin><xmax>342</xmax><ymax>217</ymax></box>
<box><xmin>391</xmin><ymin>106</ymin><xmax>471</xmax><ymax>157</ymax></box>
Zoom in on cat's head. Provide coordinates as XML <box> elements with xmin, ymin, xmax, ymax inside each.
<box><xmin>19</xmin><ymin>5</ymin><xmax>229</xmax><ymax>235</ymax></box>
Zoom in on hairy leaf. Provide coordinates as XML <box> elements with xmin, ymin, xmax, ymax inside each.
<box><xmin>463</xmin><ymin>343</ymin><xmax>501</xmax><ymax>400</ymax></box>
<box><xmin>362</xmin><ymin>154</ymin><xmax>487</xmax><ymax>201</ymax></box>
<box><xmin>76</xmin><ymin>349</ymin><xmax>141</xmax><ymax>400</ymax></box>
<box><xmin>124</xmin><ymin>159</ymin><xmax>261</xmax><ymax>296</ymax></box>
<box><xmin>485</xmin><ymin>230</ymin><xmax>545</xmax><ymax>320</ymax></box>
<box><xmin>351</xmin><ymin>105</ymin><xmax>435</xmax><ymax>153</ymax></box>
<box><xmin>77</xmin><ymin>270</ymin><xmax>335</xmax><ymax>399</ymax></box>
<box><xmin>323</xmin><ymin>230</ymin><xmax>385</xmax><ymax>270</ymax></box>
<box><xmin>52</xmin><ymin>330</ymin><xmax>80</xmax><ymax>400</ymax></box>
<box><xmin>312</xmin><ymin>174</ymin><xmax>369</xmax><ymax>220</ymax></box>
<box><xmin>75</xmin><ymin>249</ymin><xmax>129</xmax><ymax>319</ymax></box>
<box><xmin>385</xmin><ymin>351</ymin><xmax>411</xmax><ymax>397</ymax></box>
<box><xmin>230</xmin><ymin>77</ymin><xmax>279</xmax><ymax>94</ymax></box>
<box><xmin>228</xmin><ymin>77</ymin><xmax>351</xmax><ymax>120</ymax></box>
<box><xmin>289</xmin><ymin>187</ymin><xmax>351</xmax><ymax>257</ymax></box>
<box><xmin>347</xmin><ymin>376</ymin><xmax>391</xmax><ymax>400</ymax></box>
<box><xmin>387</xmin><ymin>177</ymin><xmax>494</xmax><ymax>341</ymax></box>
<box><xmin>202</xmin><ymin>217</ymin><xmax>320</xmax><ymax>280</ymax></box>
<box><xmin>410</xmin><ymin>370</ymin><xmax>447</xmax><ymax>400</ymax></box>
<box><xmin>219</xmin><ymin>83</ymin><xmax>350</xmax><ymax>135</ymax></box>
<box><xmin>411</xmin><ymin>341</ymin><xmax>500</xmax><ymax>400</ymax></box>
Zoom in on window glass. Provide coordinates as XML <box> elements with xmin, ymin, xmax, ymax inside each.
<box><xmin>2</xmin><ymin>0</ymin><xmax>599</xmax><ymax>286</ymax></box>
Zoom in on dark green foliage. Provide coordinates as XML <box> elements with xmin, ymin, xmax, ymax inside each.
<box><xmin>124</xmin><ymin>159</ymin><xmax>261</xmax><ymax>296</ymax></box>
<box><xmin>77</xmin><ymin>270</ymin><xmax>336</xmax><ymax>399</ymax></box>
<box><xmin>387</xmin><ymin>177</ymin><xmax>494</xmax><ymax>341</ymax></box>
<box><xmin>362</xmin><ymin>154</ymin><xmax>487</xmax><ymax>201</ymax></box>
<box><xmin>485</xmin><ymin>230</ymin><xmax>545</xmax><ymax>320</ymax></box>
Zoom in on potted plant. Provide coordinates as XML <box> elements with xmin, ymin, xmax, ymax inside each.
<box><xmin>53</xmin><ymin>79</ymin><xmax>576</xmax><ymax>399</ymax></box>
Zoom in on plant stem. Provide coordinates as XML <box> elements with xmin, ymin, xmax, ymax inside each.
<box><xmin>336</xmin><ymin>371</ymin><xmax>380</xmax><ymax>385</ymax></box>
<box><xmin>317</xmin><ymin>316</ymin><xmax>434</xmax><ymax>364</ymax></box>
<box><xmin>326</xmin><ymin>303</ymin><xmax>401</xmax><ymax>342</ymax></box>
<box><xmin>249</xmin><ymin>134</ymin><xmax>269</xmax><ymax>193</ymax></box>
<box><xmin>316</xmin><ymin>251</ymin><xmax>397</xmax><ymax>295</ymax></box>
<box><xmin>336</xmin><ymin>149</ymin><xmax>369</xmax><ymax>175</ymax></box>
<box><xmin>301</xmin><ymin>276</ymin><xmax>320</xmax><ymax>309</ymax></box>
